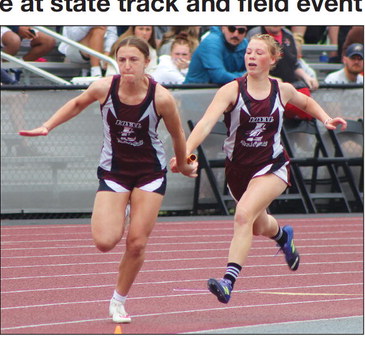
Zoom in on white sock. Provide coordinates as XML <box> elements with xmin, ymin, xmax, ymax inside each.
<box><xmin>113</xmin><ymin>290</ymin><xmax>127</xmax><ymax>304</ymax></box>
<box><xmin>90</xmin><ymin>66</ymin><xmax>102</xmax><ymax>77</ymax></box>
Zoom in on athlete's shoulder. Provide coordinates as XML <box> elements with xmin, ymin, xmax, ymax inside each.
<box><xmin>154</xmin><ymin>81</ymin><xmax>175</xmax><ymax>104</ymax></box>
<box><xmin>86</xmin><ymin>76</ymin><xmax>114</xmax><ymax>102</ymax></box>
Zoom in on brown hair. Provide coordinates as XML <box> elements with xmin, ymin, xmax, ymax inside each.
<box><xmin>160</xmin><ymin>26</ymin><xmax>200</xmax><ymax>53</ymax></box>
<box><xmin>250</xmin><ymin>34</ymin><xmax>282</xmax><ymax>69</ymax></box>
<box><xmin>114</xmin><ymin>36</ymin><xmax>150</xmax><ymax>60</ymax></box>
<box><xmin>111</xmin><ymin>26</ymin><xmax>157</xmax><ymax>57</ymax></box>
<box><xmin>170</xmin><ymin>33</ymin><xmax>194</xmax><ymax>53</ymax></box>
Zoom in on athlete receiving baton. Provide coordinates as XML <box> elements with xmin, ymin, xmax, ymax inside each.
<box><xmin>170</xmin><ymin>34</ymin><xmax>346</xmax><ymax>304</ymax></box>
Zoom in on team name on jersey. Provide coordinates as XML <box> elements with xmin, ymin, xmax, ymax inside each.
<box><xmin>248</xmin><ymin>116</ymin><xmax>274</xmax><ymax>123</ymax></box>
<box><xmin>115</xmin><ymin>120</ymin><xmax>142</xmax><ymax>129</ymax></box>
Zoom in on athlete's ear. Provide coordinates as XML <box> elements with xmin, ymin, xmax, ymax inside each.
<box><xmin>270</xmin><ymin>55</ymin><xmax>276</xmax><ymax>67</ymax></box>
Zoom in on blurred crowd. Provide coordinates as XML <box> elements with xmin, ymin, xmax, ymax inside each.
<box><xmin>1</xmin><ymin>25</ymin><xmax>363</xmax><ymax>89</ymax></box>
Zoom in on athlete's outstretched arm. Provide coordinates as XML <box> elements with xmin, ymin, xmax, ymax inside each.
<box><xmin>186</xmin><ymin>81</ymin><xmax>238</xmax><ymax>154</ymax></box>
<box><xmin>19</xmin><ymin>78</ymin><xmax>110</xmax><ymax>137</ymax></box>
<box><xmin>280</xmin><ymin>82</ymin><xmax>347</xmax><ymax>131</ymax></box>
<box><xmin>169</xmin><ymin>81</ymin><xmax>237</xmax><ymax>173</ymax></box>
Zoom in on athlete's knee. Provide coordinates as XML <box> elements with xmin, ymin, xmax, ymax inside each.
<box><xmin>125</xmin><ymin>236</ymin><xmax>147</xmax><ymax>257</ymax></box>
<box><xmin>92</xmin><ymin>230</ymin><xmax>120</xmax><ymax>252</ymax></box>
<box><xmin>234</xmin><ymin>208</ymin><xmax>254</xmax><ymax>233</ymax></box>
<box><xmin>94</xmin><ymin>237</ymin><xmax>118</xmax><ymax>252</ymax></box>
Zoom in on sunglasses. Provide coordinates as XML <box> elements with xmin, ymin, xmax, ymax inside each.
<box><xmin>227</xmin><ymin>26</ymin><xmax>247</xmax><ymax>34</ymax></box>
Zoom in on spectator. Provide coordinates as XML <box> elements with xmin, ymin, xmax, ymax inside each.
<box><xmin>247</xmin><ymin>26</ymin><xmax>317</xmax><ymax>120</ymax></box>
<box><xmin>158</xmin><ymin>26</ymin><xmax>200</xmax><ymax>56</ymax></box>
<box><xmin>342</xmin><ymin>26</ymin><xmax>364</xmax><ymax>58</ymax></box>
<box><xmin>108</xmin><ymin>26</ymin><xmax>158</xmax><ymax>75</ymax></box>
<box><xmin>184</xmin><ymin>26</ymin><xmax>248</xmax><ymax>85</ymax></box>
<box><xmin>154</xmin><ymin>26</ymin><xmax>170</xmax><ymax>48</ymax></box>
<box><xmin>152</xmin><ymin>35</ymin><xmax>193</xmax><ymax>85</ymax></box>
<box><xmin>2</xmin><ymin>26</ymin><xmax>56</xmax><ymax>83</ymax></box>
<box><xmin>7</xmin><ymin>26</ymin><xmax>56</xmax><ymax>62</ymax></box>
<box><xmin>293</xmin><ymin>33</ymin><xmax>318</xmax><ymax>87</ymax></box>
<box><xmin>324</xmin><ymin>43</ymin><xmax>363</xmax><ymax>84</ymax></box>
<box><xmin>1</xmin><ymin>27</ymin><xmax>21</xmax><ymax>57</ymax></box>
<box><xmin>1</xmin><ymin>27</ymin><xmax>21</xmax><ymax>84</ymax></box>
<box><xmin>58</xmin><ymin>26</ymin><xmax>118</xmax><ymax>77</ymax></box>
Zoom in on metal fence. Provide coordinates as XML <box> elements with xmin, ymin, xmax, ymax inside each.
<box><xmin>1</xmin><ymin>84</ymin><xmax>363</xmax><ymax>216</ymax></box>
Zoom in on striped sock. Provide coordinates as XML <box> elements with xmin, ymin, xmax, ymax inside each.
<box><xmin>223</xmin><ymin>262</ymin><xmax>242</xmax><ymax>288</ymax></box>
<box><xmin>271</xmin><ymin>226</ymin><xmax>287</xmax><ymax>248</ymax></box>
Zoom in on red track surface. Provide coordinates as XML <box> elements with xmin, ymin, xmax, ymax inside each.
<box><xmin>1</xmin><ymin>216</ymin><xmax>363</xmax><ymax>334</ymax></box>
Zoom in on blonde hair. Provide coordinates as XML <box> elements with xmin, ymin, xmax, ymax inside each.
<box><xmin>250</xmin><ymin>34</ymin><xmax>282</xmax><ymax>70</ymax></box>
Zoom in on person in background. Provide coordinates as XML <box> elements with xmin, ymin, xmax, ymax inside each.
<box><xmin>158</xmin><ymin>26</ymin><xmax>200</xmax><ymax>56</ymax></box>
<box><xmin>152</xmin><ymin>34</ymin><xmax>193</xmax><ymax>85</ymax></box>
<box><xmin>171</xmin><ymin>33</ymin><xmax>347</xmax><ymax>305</ymax></box>
<box><xmin>2</xmin><ymin>26</ymin><xmax>56</xmax><ymax>83</ymax></box>
<box><xmin>184</xmin><ymin>26</ymin><xmax>248</xmax><ymax>85</ymax></box>
<box><xmin>293</xmin><ymin>33</ymin><xmax>318</xmax><ymax>88</ymax></box>
<box><xmin>6</xmin><ymin>26</ymin><xmax>56</xmax><ymax>62</ymax></box>
<box><xmin>58</xmin><ymin>26</ymin><xmax>118</xmax><ymax>77</ymax></box>
<box><xmin>19</xmin><ymin>36</ymin><xmax>197</xmax><ymax>323</ymax></box>
<box><xmin>341</xmin><ymin>26</ymin><xmax>364</xmax><ymax>60</ymax></box>
<box><xmin>324</xmin><ymin>43</ymin><xmax>363</xmax><ymax>84</ymax></box>
<box><xmin>108</xmin><ymin>26</ymin><xmax>158</xmax><ymax>75</ymax></box>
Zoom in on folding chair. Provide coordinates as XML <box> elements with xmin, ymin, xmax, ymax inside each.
<box><xmin>327</xmin><ymin>119</ymin><xmax>364</xmax><ymax>212</ymax></box>
<box><xmin>281</xmin><ymin>118</ymin><xmax>352</xmax><ymax>213</ymax></box>
<box><xmin>187</xmin><ymin>120</ymin><xmax>233</xmax><ymax>215</ymax></box>
<box><xmin>268</xmin><ymin>162</ymin><xmax>314</xmax><ymax>214</ymax></box>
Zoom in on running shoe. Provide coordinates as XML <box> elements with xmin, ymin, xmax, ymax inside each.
<box><xmin>109</xmin><ymin>298</ymin><xmax>132</xmax><ymax>323</ymax></box>
<box><xmin>280</xmin><ymin>225</ymin><xmax>300</xmax><ymax>271</ymax></box>
<box><xmin>207</xmin><ymin>278</ymin><xmax>232</xmax><ymax>304</ymax></box>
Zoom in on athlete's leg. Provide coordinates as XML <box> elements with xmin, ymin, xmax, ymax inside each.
<box><xmin>228</xmin><ymin>173</ymin><xmax>287</xmax><ymax>266</ymax></box>
<box><xmin>115</xmin><ymin>188</ymin><xmax>163</xmax><ymax>296</ymax></box>
<box><xmin>208</xmin><ymin>173</ymin><xmax>287</xmax><ymax>303</ymax></box>
<box><xmin>91</xmin><ymin>191</ymin><xmax>131</xmax><ymax>252</ymax></box>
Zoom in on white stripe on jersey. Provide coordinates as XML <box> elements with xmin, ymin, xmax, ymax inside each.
<box><xmin>99</xmin><ymin>96</ymin><xmax>114</xmax><ymax>171</ymax></box>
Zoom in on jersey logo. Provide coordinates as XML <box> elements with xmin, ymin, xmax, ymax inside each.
<box><xmin>116</xmin><ymin>120</ymin><xmax>144</xmax><ymax>147</ymax></box>
<box><xmin>241</xmin><ymin>122</ymin><xmax>268</xmax><ymax>148</ymax></box>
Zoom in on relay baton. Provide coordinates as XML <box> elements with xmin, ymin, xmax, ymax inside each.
<box><xmin>187</xmin><ymin>154</ymin><xmax>197</xmax><ymax>164</ymax></box>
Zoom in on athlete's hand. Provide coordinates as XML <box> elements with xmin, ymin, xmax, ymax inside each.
<box><xmin>169</xmin><ymin>157</ymin><xmax>198</xmax><ymax>178</ymax></box>
<box><xmin>179</xmin><ymin>161</ymin><xmax>198</xmax><ymax>178</ymax></box>
<box><xmin>324</xmin><ymin>117</ymin><xmax>347</xmax><ymax>131</ymax></box>
<box><xmin>169</xmin><ymin>157</ymin><xmax>179</xmax><ymax>173</ymax></box>
<box><xmin>19</xmin><ymin>125</ymin><xmax>49</xmax><ymax>137</ymax></box>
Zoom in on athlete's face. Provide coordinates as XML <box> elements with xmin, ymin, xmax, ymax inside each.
<box><xmin>245</xmin><ymin>39</ymin><xmax>275</xmax><ymax>75</ymax></box>
<box><xmin>116</xmin><ymin>46</ymin><xmax>150</xmax><ymax>81</ymax></box>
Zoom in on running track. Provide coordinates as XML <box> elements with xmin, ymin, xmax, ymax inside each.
<box><xmin>1</xmin><ymin>215</ymin><xmax>363</xmax><ymax>334</ymax></box>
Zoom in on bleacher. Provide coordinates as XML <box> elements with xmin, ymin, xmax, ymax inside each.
<box><xmin>301</xmin><ymin>44</ymin><xmax>343</xmax><ymax>81</ymax></box>
<box><xmin>1</xmin><ymin>29</ymin><xmax>88</xmax><ymax>85</ymax></box>
<box><xmin>1</xmin><ymin>26</ymin><xmax>345</xmax><ymax>86</ymax></box>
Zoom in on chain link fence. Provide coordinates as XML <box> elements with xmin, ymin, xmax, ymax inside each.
<box><xmin>1</xmin><ymin>84</ymin><xmax>363</xmax><ymax>217</ymax></box>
